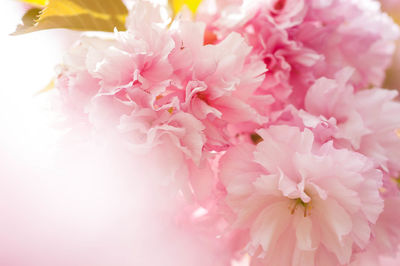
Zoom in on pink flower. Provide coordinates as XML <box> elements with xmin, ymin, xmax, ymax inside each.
<box><xmin>54</xmin><ymin>0</ymin><xmax>268</xmax><ymax>202</ymax></box>
<box><xmin>219</xmin><ymin>125</ymin><xmax>383</xmax><ymax>266</ymax></box>
<box><xmin>167</xmin><ymin>19</ymin><xmax>267</xmax><ymax>150</ymax></box>
<box><xmin>380</xmin><ymin>251</ymin><xmax>400</xmax><ymax>266</ymax></box>
<box><xmin>199</xmin><ymin>0</ymin><xmax>399</xmax><ymax>109</ymax></box>
<box><xmin>51</xmin><ymin>1</ymin><xmax>400</xmax><ymax>264</ymax></box>
<box><xmin>372</xmin><ymin>196</ymin><xmax>400</xmax><ymax>255</ymax></box>
<box><xmin>54</xmin><ymin>36</ymin><xmax>107</xmax><ymax>128</ymax></box>
<box><xmin>348</xmin><ymin>171</ymin><xmax>400</xmax><ymax>264</ymax></box>
<box><xmin>305</xmin><ymin>68</ymin><xmax>400</xmax><ymax>177</ymax></box>
<box><xmin>86</xmin><ymin>2</ymin><xmax>174</xmax><ymax>93</ymax></box>
<box><xmin>53</xmin><ymin>1</ymin><xmax>212</xmax><ymax>200</ymax></box>
<box><xmin>347</xmin><ymin>194</ymin><xmax>400</xmax><ymax>265</ymax></box>
<box><xmin>295</xmin><ymin>0</ymin><xmax>399</xmax><ymax>90</ymax></box>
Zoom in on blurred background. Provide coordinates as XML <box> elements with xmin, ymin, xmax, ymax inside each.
<box><xmin>0</xmin><ymin>0</ymin><xmax>79</xmax><ymax>164</ymax></box>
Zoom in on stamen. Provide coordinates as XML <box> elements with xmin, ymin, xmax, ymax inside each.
<box><xmin>289</xmin><ymin>198</ymin><xmax>312</xmax><ymax>217</ymax></box>
<box><xmin>396</xmin><ymin>129</ymin><xmax>400</xmax><ymax>138</ymax></box>
<box><xmin>392</xmin><ymin>177</ymin><xmax>400</xmax><ymax>189</ymax></box>
<box><xmin>289</xmin><ymin>201</ymin><xmax>298</xmax><ymax>215</ymax></box>
<box><xmin>250</xmin><ymin>133</ymin><xmax>263</xmax><ymax>145</ymax></box>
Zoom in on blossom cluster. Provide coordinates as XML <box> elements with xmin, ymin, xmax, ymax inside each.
<box><xmin>55</xmin><ymin>0</ymin><xmax>400</xmax><ymax>265</ymax></box>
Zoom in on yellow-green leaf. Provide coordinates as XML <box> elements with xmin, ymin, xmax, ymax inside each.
<box><xmin>12</xmin><ymin>0</ymin><xmax>128</xmax><ymax>35</ymax></box>
<box><xmin>19</xmin><ymin>0</ymin><xmax>48</xmax><ymax>7</ymax></box>
<box><xmin>20</xmin><ymin>7</ymin><xmax>42</xmax><ymax>27</ymax></box>
<box><xmin>169</xmin><ymin>0</ymin><xmax>202</xmax><ymax>15</ymax></box>
<box><xmin>35</xmin><ymin>79</ymin><xmax>55</xmax><ymax>96</ymax></box>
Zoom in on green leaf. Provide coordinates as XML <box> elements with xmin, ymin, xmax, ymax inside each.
<box><xmin>12</xmin><ymin>0</ymin><xmax>128</xmax><ymax>35</ymax></box>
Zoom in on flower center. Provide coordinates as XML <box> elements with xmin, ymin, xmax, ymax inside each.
<box><xmin>197</xmin><ymin>92</ymin><xmax>210</xmax><ymax>104</ymax></box>
<box><xmin>289</xmin><ymin>198</ymin><xmax>312</xmax><ymax>217</ymax></box>
<box><xmin>274</xmin><ymin>0</ymin><xmax>286</xmax><ymax>11</ymax></box>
